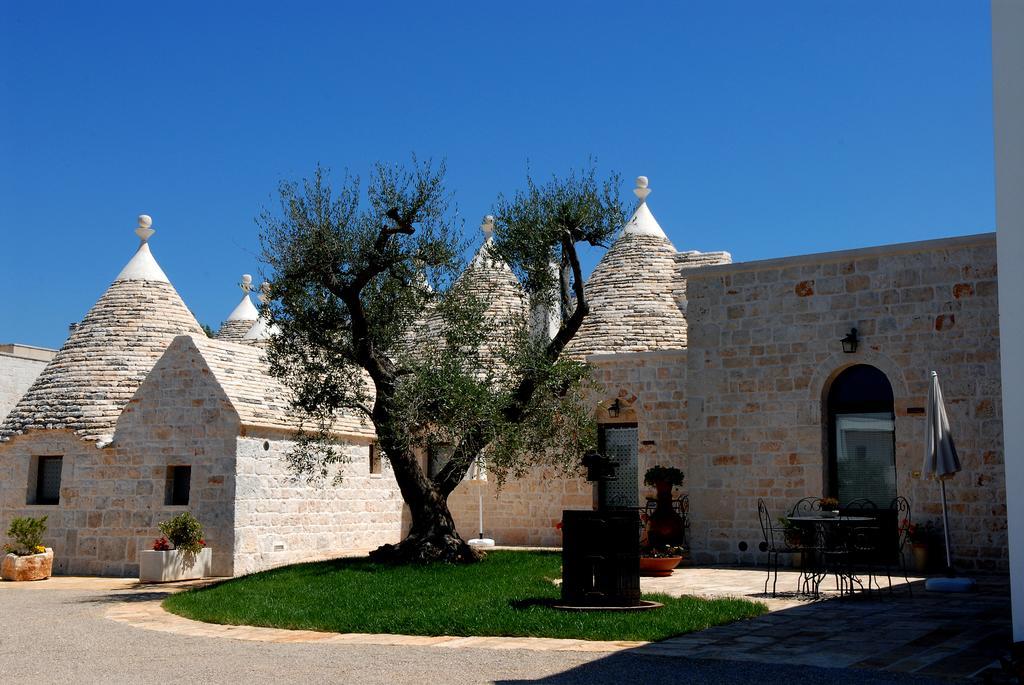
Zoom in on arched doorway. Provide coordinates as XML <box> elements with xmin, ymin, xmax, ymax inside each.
<box><xmin>827</xmin><ymin>364</ymin><xmax>897</xmax><ymax>504</ymax></box>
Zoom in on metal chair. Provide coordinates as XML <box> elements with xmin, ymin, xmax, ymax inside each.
<box><xmin>757</xmin><ymin>498</ymin><xmax>803</xmax><ymax>596</ymax></box>
<box><xmin>887</xmin><ymin>495</ymin><xmax>914</xmax><ymax>595</ymax></box>
<box><xmin>789</xmin><ymin>497</ymin><xmax>823</xmax><ymax>517</ymax></box>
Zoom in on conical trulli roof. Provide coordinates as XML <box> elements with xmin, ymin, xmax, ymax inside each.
<box><xmin>216</xmin><ymin>274</ymin><xmax>259</xmax><ymax>341</ymax></box>
<box><xmin>459</xmin><ymin>216</ymin><xmax>529</xmax><ymax>326</ymax></box>
<box><xmin>241</xmin><ymin>281</ymin><xmax>281</xmax><ymax>346</ymax></box>
<box><xmin>1</xmin><ymin>216</ymin><xmax>204</xmax><ymax>444</ymax></box>
<box><xmin>406</xmin><ymin>217</ymin><xmax>528</xmax><ymax>365</ymax></box>
<box><xmin>565</xmin><ymin>177</ymin><xmax>688</xmax><ymax>357</ymax></box>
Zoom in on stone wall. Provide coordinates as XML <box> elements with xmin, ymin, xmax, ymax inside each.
<box><xmin>232</xmin><ymin>435</ymin><xmax>405</xmax><ymax>575</ymax></box>
<box><xmin>0</xmin><ymin>337</ymin><xmax>240</xmax><ymax>576</ymax></box>
<box><xmin>446</xmin><ymin>350</ymin><xmax>689</xmax><ymax>545</ymax></box>
<box><xmin>0</xmin><ymin>430</ymin><xmax>104</xmax><ymax>574</ymax></box>
<box><xmin>0</xmin><ymin>345</ymin><xmax>54</xmax><ymax>423</ymax></box>
<box><xmin>684</xmin><ymin>233</ymin><xmax>1005</xmax><ymax>570</ymax></box>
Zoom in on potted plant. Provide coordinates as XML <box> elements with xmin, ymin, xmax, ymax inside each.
<box><xmin>1</xmin><ymin>516</ymin><xmax>53</xmax><ymax>581</ymax></box>
<box><xmin>640</xmin><ymin>544</ymin><xmax>686</xmax><ymax>577</ymax></box>
<box><xmin>139</xmin><ymin>512</ymin><xmax>211</xmax><ymax>582</ymax></box>
<box><xmin>643</xmin><ymin>465</ymin><xmax>685</xmax><ymax>548</ymax></box>
<box><xmin>777</xmin><ymin>516</ymin><xmax>804</xmax><ymax>548</ymax></box>
<box><xmin>901</xmin><ymin>519</ymin><xmax>936</xmax><ymax>573</ymax></box>
<box><xmin>819</xmin><ymin>497</ymin><xmax>840</xmax><ymax>517</ymax></box>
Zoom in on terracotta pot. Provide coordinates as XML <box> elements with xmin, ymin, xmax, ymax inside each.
<box><xmin>1</xmin><ymin>548</ymin><xmax>54</xmax><ymax>581</ymax></box>
<box><xmin>640</xmin><ymin>555</ymin><xmax>682</xmax><ymax>577</ymax></box>
<box><xmin>912</xmin><ymin>543</ymin><xmax>928</xmax><ymax>573</ymax></box>
<box><xmin>645</xmin><ymin>479</ymin><xmax>685</xmax><ymax>547</ymax></box>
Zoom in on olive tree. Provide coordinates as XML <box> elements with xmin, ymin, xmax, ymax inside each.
<box><xmin>259</xmin><ymin>159</ymin><xmax>624</xmax><ymax>563</ymax></box>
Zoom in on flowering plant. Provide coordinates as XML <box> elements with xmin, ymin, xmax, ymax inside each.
<box><xmin>4</xmin><ymin>516</ymin><xmax>48</xmax><ymax>556</ymax></box>
<box><xmin>641</xmin><ymin>544</ymin><xmax>686</xmax><ymax>559</ymax></box>
<box><xmin>819</xmin><ymin>497</ymin><xmax>840</xmax><ymax>511</ymax></box>
<box><xmin>152</xmin><ymin>537</ymin><xmax>171</xmax><ymax>551</ymax></box>
<box><xmin>157</xmin><ymin>512</ymin><xmax>206</xmax><ymax>557</ymax></box>
<box><xmin>900</xmin><ymin>519</ymin><xmax>937</xmax><ymax>545</ymax></box>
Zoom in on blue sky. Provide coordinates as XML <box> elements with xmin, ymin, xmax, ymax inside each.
<box><xmin>1</xmin><ymin>2</ymin><xmax>994</xmax><ymax>349</ymax></box>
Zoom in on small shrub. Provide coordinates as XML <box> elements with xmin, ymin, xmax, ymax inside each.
<box><xmin>643</xmin><ymin>465</ymin><xmax>684</xmax><ymax>487</ymax></box>
<box><xmin>157</xmin><ymin>512</ymin><xmax>205</xmax><ymax>556</ymax></box>
<box><xmin>4</xmin><ymin>516</ymin><xmax>47</xmax><ymax>556</ymax></box>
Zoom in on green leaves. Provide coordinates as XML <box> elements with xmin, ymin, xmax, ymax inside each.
<box><xmin>258</xmin><ymin>158</ymin><xmax>620</xmax><ymax>498</ymax></box>
<box><xmin>490</xmin><ymin>163</ymin><xmax>625</xmax><ymax>310</ymax></box>
<box><xmin>5</xmin><ymin>516</ymin><xmax>47</xmax><ymax>555</ymax></box>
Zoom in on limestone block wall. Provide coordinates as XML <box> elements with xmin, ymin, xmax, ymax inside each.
<box><xmin>0</xmin><ymin>339</ymin><xmax>241</xmax><ymax>578</ymax></box>
<box><xmin>0</xmin><ymin>346</ymin><xmax>53</xmax><ymax>423</ymax></box>
<box><xmin>233</xmin><ymin>435</ymin><xmax>405</xmax><ymax>575</ymax></box>
<box><xmin>684</xmin><ymin>234</ymin><xmax>1005</xmax><ymax>570</ymax></box>
<box><xmin>85</xmin><ymin>340</ymin><xmax>239</xmax><ymax>577</ymax></box>
<box><xmin>447</xmin><ymin>350</ymin><xmax>689</xmax><ymax>545</ymax></box>
<box><xmin>448</xmin><ymin>466</ymin><xmax>591</xmax><ymax>546</ymax></box>
<box><xmin>0</xmin><ymin>430</ymin><xmax>104</xmax><ymax>575</ymax></box>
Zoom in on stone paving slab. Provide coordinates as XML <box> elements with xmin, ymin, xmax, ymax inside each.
<box><xmin>3</xmin><ymin>564</ymin><xmax>1012</xmax><ymax>681</ymax></box>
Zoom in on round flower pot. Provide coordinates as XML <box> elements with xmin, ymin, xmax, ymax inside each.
<box><xmin>1</xmin><ymin>548</ymin><xmax>54</xmax><ymax>581</ymax></box>
<box><xmin>912</xmin><ymin>543</ymin><xmax>928</xmax><ymax>573</ymax></box>
<box><xmin>640</xmin><ymin>555</ymin><xmax>683</xmax><ymax>577</ymax></box>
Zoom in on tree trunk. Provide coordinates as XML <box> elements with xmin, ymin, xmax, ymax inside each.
<box><xmin>367</xmin><ymin>438</ymin><xmax>481</xmax><ymax>564</ymax></box>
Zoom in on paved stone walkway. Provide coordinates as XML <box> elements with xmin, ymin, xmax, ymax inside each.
<box><xmin>641</xmin><ymin>567</ymin><xmax>1011</xmax><ymax>681</ymax></box>
<box><xmin>1</xmin><ymin>566</ymin><xmax>1012</xmax><ymax>683</ymax></box>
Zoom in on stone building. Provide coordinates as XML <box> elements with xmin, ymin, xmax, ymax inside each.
<box><xmin>1</xmin><ymin>178</ymin><xmax>1008</xmax><ymax>576</ymax></box>
<box><xmin>0</xmin><ymin>343</ymin><xmax>56</xmax><ymax>423</ymax></box>
<box><xmin>448</xmin><ymin>180</ymin><xmax>1006</xmax><ymax>572</ymax></box>
<box><xmin>0</xmin><ymin>217</ymin><xmax>401</xmax><ymax>576</ymax></box>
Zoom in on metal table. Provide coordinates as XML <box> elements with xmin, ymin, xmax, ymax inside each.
<box><xmin>787</xmin><ymin>515</ymin><xmax>877</xmax><ymax>596</ymax></box>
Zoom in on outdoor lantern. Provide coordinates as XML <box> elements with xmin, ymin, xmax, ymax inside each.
<box><xmin>841</xmin><ymin>328</ymin><xmax>859</xmax><ymax>354</ymax></box>
<box><xmin>607</xmin><ymin>398</ymin><xmax>621</xmax><ymax>418</ymax></box>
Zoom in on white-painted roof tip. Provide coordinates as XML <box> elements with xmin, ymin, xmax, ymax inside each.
<box><xmin>115</xmin><ymin>215</ymin><xmax>170</xmax><ymax>282</ymax></box>
<box><xmin>481</xmin><ymin>215</ymin><xmax>495</xmax><ymax>240</ymax></box>
<box><xmin>227</xmin><ymin>294</ymin><xmax>259</xmax><ymax>321</ymax></box>
<box><xmin>622</xmin><ymin>177</ymin><xmax>668</xmax><ymax>239</ymax></box>
<box><xmin>242</xmin><ymin>316</ymin><xmax>280</xmax><ymax>341</ymax></box>
<box><xmin>226</xmin><ymin>274</ymin><xmax>259</xmax><ymax>321</ymax></box>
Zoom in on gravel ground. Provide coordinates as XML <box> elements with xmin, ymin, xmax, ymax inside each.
<box><xmin>0</xmin><ymin>587</ymin><xmax>948</xmax><ymax>685</ymax></box>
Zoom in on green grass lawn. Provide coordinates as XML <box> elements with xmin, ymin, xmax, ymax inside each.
<box><xmin>163</xmin><ymin>551</ymin><xmax>766</xmax><ymax>642</ymax></box>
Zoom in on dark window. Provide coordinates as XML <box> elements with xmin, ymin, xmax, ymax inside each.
<box><xmin>165</xmin><ymin>466</ymin><xmax>192</xmax><ymax>506</ymax></box>
<box><xmin>597</xmin><ymin>424</ymin><xmax>639</xmax><ymax>509</ymax></box>
<box><xmin>369</xmin><ymin>444</ymin><xmax>382</xmax><ymax>475</ymax></box>
<box><xmin>35</xmin><ymin>456</ymin><xmax>63</xmax><ymax>505</ymax></box>
<box><xmin>827</xmin><ymin>365</ymin><xmax>897</xmax><ymax>504</ymax></box>
<box><xmin>427</xmin><ymin>444</ymin><xmax>455</xmax><ymax>479</ymax></box>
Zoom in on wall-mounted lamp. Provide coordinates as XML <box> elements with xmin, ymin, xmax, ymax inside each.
<box><xmin>841</xmin><ymin>328</ymin><xmax>859</xmax><ymax>354</ymax></box>
<box><xmin>606</xmin><ymin>398</ymin><xmax>621</xmax><ymax>418</ymax></box>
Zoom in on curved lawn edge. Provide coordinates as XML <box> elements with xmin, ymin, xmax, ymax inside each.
<box><xmin>163</xmin><ymin>551</ymin><xmax>766</xmax><ymax>642</ymax></box>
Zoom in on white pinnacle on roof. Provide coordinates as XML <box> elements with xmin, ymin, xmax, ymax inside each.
<box><xmin>242</xmin><ymin>282</ymin><xmax>281</xmax><ymax>342</ymax></box>
<box><xmin>216</xmin><ymin>274</ymin><xmax>261</xmax><ymax>341</ymax></box>
<box><xmin>470</xmin><ymin>215</ymin><xmax>498</xmax><ymax>268</ymax></box>
<box><xmin>1</xmin><ymin>214</ymin><xmax>204</xmax><ymax>443</ymax></box>
<box><xmin>565</xmin><ymin>175</ymin><xmax>689</xmax><ymax>357</ymax></box>
<box><xmin>115</xmin><ymin>215</ymin><xmax>171</xmax><ymax>282</ymax></box>
<box><xmin>227</xmin><ymin>275</ymin><xmax>259</xmax><ymax>321</ymax></box>
<box><xmin>622</xmin><ymin>176</ymin><xmax>669</xmax><ymax>239</ymax></box>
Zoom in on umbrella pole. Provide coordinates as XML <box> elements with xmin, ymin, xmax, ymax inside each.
<box><xmin>477</xmin><ymin>491</ymin><xmax>485</xmax><ymax>540</ymax></box>
<box><xmin>940</xmin><ymin>479</ymin><xmax>953</xmax><ymax>574</ymax></box>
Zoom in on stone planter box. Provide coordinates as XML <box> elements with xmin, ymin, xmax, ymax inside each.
<box><xmin>139</xmin><ymin>548</ymin><xmax>212</xmax><ymax>583</ymax></box>
<box><xmin>1</xmin><ymin>548</ymin><xmax>54</xmax><ymax>581</ymax></box>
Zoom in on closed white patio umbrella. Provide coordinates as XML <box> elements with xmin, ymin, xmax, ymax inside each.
<box><xmin>923</xmin><ymin>371</ymin><xmax>975</xmax><ymax>592</ymax></box>
<box><xmin>467</xmin><ymin>458</ymin><xmax>494</xmax><ymax>548</ymax></box>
